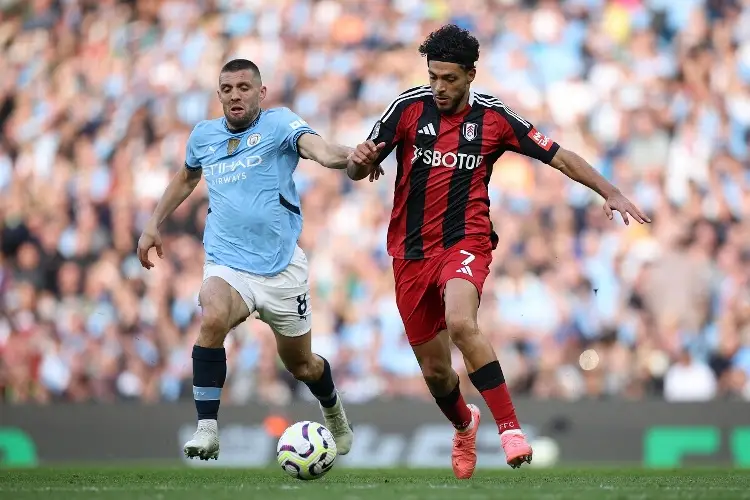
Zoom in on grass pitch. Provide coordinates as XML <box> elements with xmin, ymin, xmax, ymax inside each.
<box><xmin>2</xmin><ymin>467</ymin><xmax>749</xmax><ymax>500</ymax></box>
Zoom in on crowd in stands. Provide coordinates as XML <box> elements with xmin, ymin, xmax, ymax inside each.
<box><xmin>1</xmin><ymin>0</ymin><xmax>748</xmax><ymax>404</ymax></box>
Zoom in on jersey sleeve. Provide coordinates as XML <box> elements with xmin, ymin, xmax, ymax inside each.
<box><xmin>367</xmin><ymin>89</ymin><xmax>416</xmax><ymax>164</ymax></box>
<box><xmin>277</xmin><ymin>107</ymin><xmax>318</xmax><ymax>154</ymax></box>
<box><xmin>490</xmin><ymin>103</ymin><xmax>560</xmax><ymax>164</ymax></box>
<box><xmin>185</xmin><ymin>123</ymin><xmax>202</xmax><ymax>170</ymax></box>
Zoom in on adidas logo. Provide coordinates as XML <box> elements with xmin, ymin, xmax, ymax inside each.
<box><xmin>418</xmin><ymin>123</ymin><xmax>437</xmax><ymax>136</ymax></box>
<box><xmin>457</xmin><ymin>266</ymin><xmax>473</xmax><ymax>277</ymax></box>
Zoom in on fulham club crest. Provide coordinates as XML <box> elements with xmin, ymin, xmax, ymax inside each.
<box><xmin>462</xmin><ymin>122</ymin><xmax>477</xmax><ymax>141</ymax></box>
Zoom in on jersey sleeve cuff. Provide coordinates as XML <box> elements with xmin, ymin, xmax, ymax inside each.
<box><xmin>185</xmin><ymin>162</ymin><xmax>201</xmax><ymax>170</ymax></box>
<box><xmin>291</xmin><ymin>129</ymin><xmax>318</xmax><ymax>153</ymax></box>
<box><xmin>542</xmin><ymin>142</ymin><xmax>561</xmax><ymax>164</ymax></box>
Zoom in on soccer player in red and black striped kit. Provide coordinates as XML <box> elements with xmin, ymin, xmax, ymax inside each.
<box><xmin>347</xmin><ymin>25</ymin><xmax>650</xmax><ymax>479</ymax></box>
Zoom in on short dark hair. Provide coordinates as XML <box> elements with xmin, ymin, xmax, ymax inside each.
<box><xmin>418</xmin><ymin>24</ymin><xmax>480</xmax><ymax>70</ymax></box>
<box><xmin>220</xmin><ymin>59</ymin><xmax>261</xmax><ymax>80</ymax></box>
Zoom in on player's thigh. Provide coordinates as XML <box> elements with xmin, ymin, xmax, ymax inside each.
<box><xmin>437</xmin><ymin>237</ymin><xmax>493</xmax><ymax>330</ymax></box>
<box><xmin>392</xmin><ymin>257</ymin><xmax>445</xmax><ymax>347</ymax></box>
<box><xmin>200</xmin><ymin>264</ymin><xmax>254</xmax><ymax>333</ymax></box>
<box><xmin>256</xmin><ymin>247</ymin><xmax>312</xmax><ymax>353</ymax></box>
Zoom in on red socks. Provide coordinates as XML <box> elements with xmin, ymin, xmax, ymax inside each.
<box><xmin>469</xmin><ymin>361</ymin><xmax>520</xmax><ymax>433</ymax></box>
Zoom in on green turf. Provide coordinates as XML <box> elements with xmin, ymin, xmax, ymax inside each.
<box><xmin>2</xmin><ymin>468</ymin><xmax>750</xmax><ymax>500</ymax></box>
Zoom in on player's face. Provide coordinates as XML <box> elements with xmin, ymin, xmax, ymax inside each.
<box><xmin>218</xmin><ymin>69</ymin><xmax>267</xmax><ymax>130</ymax></box>
<box><xmin>428</xmin><ymin>61</ymin><xmax>475</xmax><ymax>114</ymax></box>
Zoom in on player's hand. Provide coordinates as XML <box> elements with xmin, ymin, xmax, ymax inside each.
<box><xmin>351</xmin><ymin>140</ymin><xmax>385</xmax><ymax>164</ymax></box>
<box><xmin>603</xmin><ymin>193</ymin><xmax>651</xmax><ymax>226</ymax></box>
<box><xmin>137</xmin><ymin>223</ymin><xmax>164</xmax><ymax>270</ymax></box>
<box><xmin>369</xmin><ymin>164</ymin><xmax>385</xmax><ymax>183</ymax></box>
<box><xmin>349</xmin><ymin>140</ymin><xmax>386</xmax><ymax>182</ymax></box>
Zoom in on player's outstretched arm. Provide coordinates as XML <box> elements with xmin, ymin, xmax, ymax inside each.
<box><xmin>137</xmin><ymin>167</ymin><xmax>202</xmax><ymax>269</ymax></box>
<box><xmin>549</xmin><ymin>148</ymin><xmax>651</xmax><ymax>225</ymax></box>
<box><xmin>296</xmin><ymin>133</ymin><xmax>354</xmax><ymax>170</ymax></box>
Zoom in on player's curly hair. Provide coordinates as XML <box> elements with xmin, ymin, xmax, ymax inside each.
<box><xmin>418</xmin><ymin>24</ymin><xmax>480</xmax><ymax>71</ymax></box>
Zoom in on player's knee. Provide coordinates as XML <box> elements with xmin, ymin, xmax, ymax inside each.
<box><xmin>446</xmin><ymin>314</ymin><xmax>479</xmax><ymax>349</ymax></box>
<box><xmin>198</xmin><ymin>308</ymin><xmax>231</xmax><ymax>347</ymax></box>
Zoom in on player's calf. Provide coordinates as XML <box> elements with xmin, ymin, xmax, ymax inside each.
<box><xmin>276</xmin><ymin>333</ymin><xmax>353</xmax><ymax>455</ymax></box>
<box><xmin>283</xmin><ymin>353</ymin><xmax>325</xmax><ymax>383</ymax></box>
<box><xmin>422</xmin><ymin>364</ymin><xmax>474</xmax><ymax>432</ymax></box>
<box><xmin>420</xmin><ymin>355</ymin><xmax>455</xmax><ymax>395</ymax></box>
<box><xmin>415</xmin><ymin>333</ymin><xmax>473</xmax><ymax>431</ymax></box>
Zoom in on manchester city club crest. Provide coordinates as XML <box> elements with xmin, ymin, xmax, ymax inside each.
<box><xmin>247</xmin><ymin>133</ymin><xmax>261</xmax><ymax>147</ymax></box>
<box><xmin>227</xmin><ymin>138</ymin><xmax>241</xmax><ymax>155</ymax></box>
<box><xmin>463</xmin><ymin>122</ymin><xmax>477</xmax><ymax>141</ymax></box>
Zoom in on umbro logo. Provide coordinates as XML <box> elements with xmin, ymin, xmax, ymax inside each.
<box><xmin>418</xmin><ymin>123</ymin><xmax>437</xmax><ymax>136</ymax></box>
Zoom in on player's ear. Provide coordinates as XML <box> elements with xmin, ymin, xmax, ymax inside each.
<box><xmin>466</xmin><ymin>67</ymin><xmax>476</xmax><ymax>84</ymax></box>
<box><xmin>259</xmin><ymin>85</ymin><xmax>267</xmax><ymax>103</ymax></box>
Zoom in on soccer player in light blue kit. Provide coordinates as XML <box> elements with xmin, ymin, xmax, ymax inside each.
<box><xmin>137</xmin><ymin>59</ymin><xmax>360</xmax><ymax>461</ymax></box>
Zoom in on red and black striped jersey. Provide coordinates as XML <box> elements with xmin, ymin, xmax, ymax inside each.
<box><xmin>367</xmin><ymin>85</ymin><xmax>561</xmax><ymax>260</ymax></box>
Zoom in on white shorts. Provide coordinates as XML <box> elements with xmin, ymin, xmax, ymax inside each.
<box><xmin>202</xmin><ymin>246</ymin><xmax>311</xmax><ymax>337</ymax></box>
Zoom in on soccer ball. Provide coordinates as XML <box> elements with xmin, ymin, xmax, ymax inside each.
<box><xmin>276</xmin><ymin>421</ymin><xmax>337</xmax><ymax>480</ymax></box>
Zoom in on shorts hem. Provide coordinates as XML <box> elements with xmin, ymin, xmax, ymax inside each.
<box><xmin>438</xmin><ymin>275</ymin><xmax>483</xmax><ymax>305</ymax></box>
<box><xmin>406</xmin><ymin>329</ymin><xmax>442</xmax><ymax>347</ymax></box>
<box><xmin>272</xmin><ymin>323</ymin><xmax>312</xmax><ymax>338</ymax></box>
<box><xmin>201</xmin><ymin>268</ymin><xmax>255</xmax><ymax>312</ymax></box>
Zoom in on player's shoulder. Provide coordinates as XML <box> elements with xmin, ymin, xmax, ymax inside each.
<box><xmin>471</xmin><ymin>91</ymin><xmax>531</xmax><ymax>126</ymax></box>
<box><xmin>190</xmin><ymin>118</ymin><xmax>224</xmax><ymax>135</ymax></box>
<box><xmin>471</xmin><ymin>90</ymin><xmax>508</xmax><ymax>110</ymax></box>
<box><xmin>390</xmin><ymin>84</ymin><xmax>432</xmax><ymax>105</ymax></box>
<box><xmin>263</xmin><ymin>106</ymin><xmax>290</xmax><ymax>117</ymax></box>
<box><xmin>397</xmin><ymin>84</ymin><xmax>431</xmax><ymax>96</ymax></box>
<box><xmin>378</xmin><ymin>85</ymin><xmax>432</xmax><ymax>121</ymax></box>
<box><xmin>195</xmin><ymin>117</ymin><xmax>224</xmax><ymax>129</ymax></box>
<box><xmin>188</xmin><ymin>118</ymin><xmax>224</xmax><ymax>144</ymax></box>
<box><xmin>263</xmin><ymin>106</ymin><xmax>299</xmax><ymax>121</ymax></box>
<box><xmin>262</xmin><ymin>107</ymin><xmax>309</xmax><ymax>129</ymax></box>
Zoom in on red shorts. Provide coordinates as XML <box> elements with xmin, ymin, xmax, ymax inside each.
<box><xmin>392</xmin><ymin>237</ymin><xmax>493</xmax><ymax>346</ymax></box>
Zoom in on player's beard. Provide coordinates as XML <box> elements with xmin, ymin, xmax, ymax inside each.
<box><xmin>435</xmin><ymin>91</ymin><xmax>466</xmax><ymax>115</ymax></box>
<box><xmin>225</xmin><ymin>105</ymin><xmax>258</xmax><ymax>130</ymax></box>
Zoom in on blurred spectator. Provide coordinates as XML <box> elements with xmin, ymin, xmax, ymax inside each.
<box><xmin>663</xmin><ymin>348</ymin><xmax>718</xmax><ymax>401</ymax></box>
<box><xmin>0</xmin><ymin>0</ymin><xmax>748</xmax><ymax>405</ymax></box>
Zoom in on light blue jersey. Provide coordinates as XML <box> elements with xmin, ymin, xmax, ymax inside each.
<box><xmin>185</xmin><ymin>108</ymin><xmax>316</xmax><ymax>276</ymax></box>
